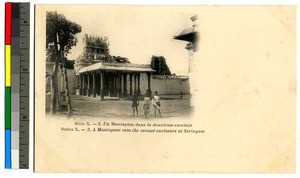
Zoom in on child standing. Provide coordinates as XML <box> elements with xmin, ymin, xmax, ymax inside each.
<box><xmin>152</xmin><ymin>91</ymin><xmax>161</xmax><ymax>117</ymax></box>
<box><xmin>143</xmin><ymin>91</ymin><xmax>151</xmax><ymax>118</ymax></box>
<box><xmin>132</xmin><ymin>91</ymin><xmax>139</xmax><ymax>116</ymax></box>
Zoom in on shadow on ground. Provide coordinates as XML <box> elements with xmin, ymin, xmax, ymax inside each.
<box><xmin>45</xmin><ymin>94</ymin><xmax>193</xmax><ymax>119</ymax></box>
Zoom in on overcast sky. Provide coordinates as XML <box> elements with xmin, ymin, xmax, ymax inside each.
<box><xmin>49</xmin><ymin>5</ymin><xmax>195</xmax><ymax>75</ymax></box>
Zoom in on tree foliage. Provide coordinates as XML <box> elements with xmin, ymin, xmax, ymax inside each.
<box><xmin>46</xmin><ymin>11</ymin><xmax>82</xmax><ymax>116</ymax></box>
<box><xmin>46</xmin><ymin>11</ymin><xmax>82</xmax><ymax>61</ymax></box>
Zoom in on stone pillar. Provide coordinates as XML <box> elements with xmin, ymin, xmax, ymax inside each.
<box><xmin>134</xmin><ymin>73</ymin><xmax>137</xmax><ymax>94</ymax></box>
<box><xmin>80</xmin><ymin>74</ymin><xmax>83</xmax><ymax>95</ymax></box>
<box><xmin>96</xmin><ymin>74</ymin><xmax>100</xmax><ymax>95</ymax></box>
<box><xmin>76</xmin><ymin>75</ymin><xmax>79</xmax><ymax>94</ymax></box>
<box><xmin>92</xmin><ymin>73</ymin><xmax>96</xmax><ymax>97</ymax></box>
<box><xmin>116</xmin><ymin>74</ymin><xmax>120</xmax><ymax>98</ymax></box>
<box><xmin>77</xmin><ymin>75</ymin><xmax>80</xmax><ymax>89</ymax></box>
<box><xmin>147</xmin><ymin>72</ymin><xmax>151</xmax><ymax>95</ymax></box>
<box><xmin>108</xmin><ymin>74</ymin><xmax>111</xmax><ymax>97</ymax></box>
<box><xmin>119</xmin><ymin>74</ymin><xmax>122</xmax><ymax>98</ymax></box>
<box><xmin>83</xmin><ymin>74</ymin><xmax>86</xmax><ymax>96</ymax></box>
<box><xmin>129</xmin><ymin>74</ymin><xmax>133</xmax><ymax>95</ymax></box>
<box><xmin>100</xmin><ymin>72</ymin><xmax>104</xmax><ymax>100</ymax></box>
<box><xmin>113</xmin><ymin>76</ymin><xmax>116</xmax><ymax>94</ymax></box>
<box><xmin>87</xmin><ymin>74</ymin><xmax>90</xmax><ymax>97</ymax></box>
<box><xmin>137</xmin><ymin>73</ymin><xmax>141</xmax><ymax>96</ymax></box>
<box><xmin>85</xmin><ymin>74</ymin><xmax>87</xmax><ymax>96</ymax></box>
<box><xmin>123</xmin><ymin>74</ymin><xmax>127</xmax><ymax>96</ymax></box>
<box><xmin>114</xmin><ymin>75</ymin><xmax>118</xmax><ymax>96</ymax></box>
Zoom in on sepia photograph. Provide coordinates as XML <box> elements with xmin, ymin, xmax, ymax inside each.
<box><xmin>44</xmin><ymin>7</ymin><xmax>198</xmax><ymax>119</ymax></box>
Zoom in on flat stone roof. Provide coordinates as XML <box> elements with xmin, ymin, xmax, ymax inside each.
<box><xmin>78</xmin><ymin>62</ymin><xmax>155</xmax><ymax>74</ymax></box>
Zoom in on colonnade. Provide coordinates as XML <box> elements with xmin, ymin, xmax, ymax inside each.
<box><xmin>78</xmin><ymin>71</ymin><xmax>152</xmax><ymax>100</ymax></box>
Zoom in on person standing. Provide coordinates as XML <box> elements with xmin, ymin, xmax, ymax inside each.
<box><xmin>143</xmin><ymin>91</ymin><xmax>151</xmax><ymax>118</ymax></box>
<box><xmin>152</xmin><ymin>91</ymin><xmax>161</xmax><ymax>117</ymax></box>
<box><xmin>132</xmin><ymin>91</ymin><xmax>139</xmax><ymax>116</ymax></box>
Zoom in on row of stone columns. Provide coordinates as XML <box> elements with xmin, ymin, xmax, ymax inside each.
<box><xmin>78</xmin><ymin>72</ymin><xmax>151</xmax><ymax>100</ymax></box>
<box><xmin>80</xmin><ymin>72</ymin><xmax>104</xmax><ymax>99</ymax></box>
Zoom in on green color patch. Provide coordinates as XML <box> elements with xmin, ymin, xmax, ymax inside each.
<box><xmin>5</xmin><ymin>87</ymin><xmax>11</xmax><ymax>129</ymax></box>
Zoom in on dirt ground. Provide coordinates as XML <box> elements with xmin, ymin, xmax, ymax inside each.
<box><xmin>45</xmin><ymin>94</ymin><xmax>193</xmax><ymax>119</ymax></box>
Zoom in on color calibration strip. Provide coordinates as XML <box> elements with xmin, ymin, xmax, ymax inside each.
<box><xmin>5</xmin><ymin>2</ymin><xmax>30</xmax><ymax>169</ymax></box>
<box><xmin>5</xmin><ymin>2</ymin><xmax>12</xmax><ymax>169</ymax></box>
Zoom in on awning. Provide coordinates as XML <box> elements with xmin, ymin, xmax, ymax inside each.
<box><xmin>173</xmin><ymin>27</ymin><xmax>198</xmax><ymax>43</ymax></box>
<box><xmin>78</xmin><ymin>62</ymin><xmax>155</xmax><ymax>74</ymax></box>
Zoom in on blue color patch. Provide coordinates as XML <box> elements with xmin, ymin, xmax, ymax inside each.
<box><xmin>5</xmin><ymin>129</ymin><xmax>11</xmax><ymax>169</ymax></box>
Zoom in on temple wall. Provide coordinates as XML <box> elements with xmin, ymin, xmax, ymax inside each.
<box><xmin>47</xmin><ymin>64</ymin><xmax>190</xmax><ymax>96</ymax></box>
<box><xmin>139</xmin><ymin>73</ymin><xmax>190</xmax><ymax>95</ymax></box>
<box><xmin>57</xmin><ymin>69</ymin><xmax>77</xmax><ymax>94</ymax></box>
<box><xmin>46</xmin><ymin>62</ymin><xmax>77</xmax><ymax>94</ymax></box>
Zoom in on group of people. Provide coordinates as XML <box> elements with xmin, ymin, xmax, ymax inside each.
<box><xmin>132</xmin><ymin>90</ymin><xmax>161</xmax><ymax>118</ymax></box>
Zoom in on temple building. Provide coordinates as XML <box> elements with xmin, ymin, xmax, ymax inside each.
<box><xmin>45</xmin><ymin>34</ymin><xmax>191</xmax><ymax>99</ymax></box>
<box><xmin>74</xmin><ymin>34</ymin><xmax>155</xmax><ymax>100</ymax></box>
<box><xmin>78</xmin><ymin>62</ymin><xmax>154</xmax><ymax>99</ymax></box>
<box><xmin>173</xmin><ymin>15</ymin><xmax>199</xmax><ymax>106</ymax></box>
<box><xmin>174</xmin><ymin>15</ymin><xmax>198</xmax><ymax>73</ymax></box>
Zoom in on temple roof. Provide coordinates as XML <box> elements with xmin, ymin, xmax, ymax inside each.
<box><xmin>78</xmin><ymin>62</ymin><xmax>155</xmax><ymax>74</ymax></box>
<box><xmin>173</xmin><ymin>27</ymin><xmax>198</xmax><ymax>43</ymax></box>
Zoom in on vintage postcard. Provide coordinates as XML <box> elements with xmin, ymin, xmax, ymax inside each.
<box><xmin>34</xmin><ymin>5</ymin><xmax>296</xmax><ymax>173</ymax></box>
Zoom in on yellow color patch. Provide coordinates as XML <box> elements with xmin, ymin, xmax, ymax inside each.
<box><xmin>5</xmin><ymin>45</ymin><xmax>11</xmax><ymax>86</ymax></box>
